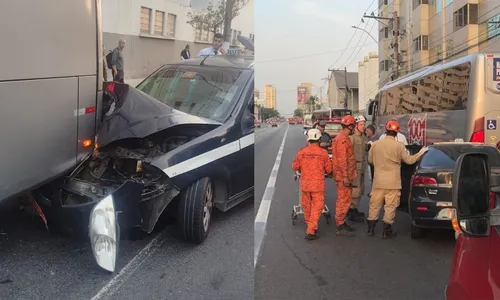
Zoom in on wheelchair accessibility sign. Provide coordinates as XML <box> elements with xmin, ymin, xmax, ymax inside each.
<box><xmin>488</xmin><ymin>119</ymin><xmax>497</xmax><ymax>130</ymax></box>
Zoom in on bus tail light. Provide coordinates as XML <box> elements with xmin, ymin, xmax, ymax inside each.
<box><xmin>490</xmin><ymin>192</ymin><xmax>496</xmax><ymax>209</ymax></box>
<box><xmin>83</xmin><ymin>139</ymin><xmax>93</xmax><ymax>148</ymax></box>
<box><xmin>470</xmin><ymin>117</ymin><xmax>485</xmax><ymax>143</ymax></box>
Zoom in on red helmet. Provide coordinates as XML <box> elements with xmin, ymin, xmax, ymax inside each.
<box><xmin>385</xmin><ymin>120</ymin><xmax>400</xmax><ymax>132</ymax></box>
<box><xmin>341</xmin><ymin>115</ymin><xmax>355</xmax><ymax>126</ymax></box>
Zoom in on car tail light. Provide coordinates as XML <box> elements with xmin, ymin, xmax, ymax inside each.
<box><xmin>470</xmin><ymin>117</ymin><xmax>485</xmax><ymax>143</ymax></box>
<box><xmin>411</xmin><ymin>175</ymin><xmax>437</xmax><ymax>185</ymax></box>
<box><xmin>490</xmin><ymin>192</ymin><xmax>496</xmax><ymax>209</ymax></box>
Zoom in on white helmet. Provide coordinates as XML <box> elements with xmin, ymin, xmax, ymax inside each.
<box><xmin>306</xmin><ymin>128</ymin><xmax>322</xmax><ymax>141</ymax></box>
<box><xmin>355</xmin><ymin>115</ymin><xmax>366</xmax><ymax>123</ymax></box>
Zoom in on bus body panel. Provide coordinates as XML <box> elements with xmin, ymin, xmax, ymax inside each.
<box><xmin>0</xmin><ymin>0</ymin><xmax>101</xmax><ymax>204</ymax></box>
<box><xmin>371</xmin><ymin>52</ymin><xmax>500</xmax><ymax>146</ymax></box>
<box><xmin>0</xmin><ymin>78</ymin><xmax>79</xmax><ymax>200</ymax></box>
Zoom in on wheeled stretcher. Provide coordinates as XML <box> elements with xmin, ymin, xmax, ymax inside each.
<box><xmin>291</xmin><ymin>171</ymin><xmax>332</xmax><ymax>225</ymax></box>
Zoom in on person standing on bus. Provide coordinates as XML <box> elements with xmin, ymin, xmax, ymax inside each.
<box><xmin>347</xmin><ymin>115</ymin><xmax>368</xmax><ymax>223</ymax></box>
<box><xmin>111</xmin><ymin>39</ymin><xmax>126</xmax><ymax>83</ymax></box>
<box><xmin>292</xmin><ymin>129</ymin><xmax>333</xmax><ymax>240</ymax></box>
<box><xmin>331</xmin><ymin>115</ymin><xmax>357</xmax><ymax>236</ymax></box>
<box><xmin>366</xmin><ymin>120</ymin><xmax>428</xmax><ymax>238</ymax></box>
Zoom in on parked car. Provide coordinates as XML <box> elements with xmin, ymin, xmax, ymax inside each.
<box><xmin>33</xmin><ymin>42</ymin><xmax>255</xmax><ymax>272</ymax></box>
<box><xmin>323</xmin><ymin>120</ymin><xmax>342</xmax><ymax>156</ymax></box>
<box><xmin>407</xmin><ymin>143</ymin><xmax>500</xmax><ymax>238</ymax></box>
<box><xmin>444</xmin><ymin>149</ymin><xmax>500</xmax><ymax>300</ymax></box>
<box><xmin>271</xmin><ymin>122</ymin><xmax>278</xmax><ymax>127</ymax></box>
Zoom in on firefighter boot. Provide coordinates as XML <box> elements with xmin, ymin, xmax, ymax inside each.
<box><xmin>366</xmin><ymin>220</ymin><xmax>377</xmax><ymax>237</ymax></box>
<box><xmin>348</xmin><ymin>208</ymin><xmax>364</xmax><ymax>222</ymax></box>
<box><xmin>353</xmin><ymin>208</ymin><xmax>365</xmax><ymax>218</ymax></box>
<box><xmin>382</xmin><ymin>222</ymin><xmax>397</xmax><ymax>239</ymax></box>
<box><xmin>305</xmin><ymin>233</ymin><xmax>319</xmax><ymax>240</ymax></box>
<box><xmin>336</xmin><ymin>223</ymin><xmax>355</xmax><ymax>237</ymax></box>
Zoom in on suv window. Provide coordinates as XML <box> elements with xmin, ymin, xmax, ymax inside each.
<box><xmin>136</xmin><ymin>65</ymin><xmax>249</xmax><ymax>123</ymax></box>
<box><xmin>420</xmin><ymin>146</ymin><xmax>500</xmax><ymax>168</ymax></box>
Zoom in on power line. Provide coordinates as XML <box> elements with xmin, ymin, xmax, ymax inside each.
<box><xmin>327</xmin><ymin>0</ymin><xmax>378</xmax><ymax>69</ymax></box>
<box><xmin>338</xmin><ymin>20</ymin><xmax>372</xmax><ymax>68</ymax></box>
<box><xmin>254</xmin><ymin>42</ymin><xmax>377</xmax><ymax>64</ymax></box>
<box><xmin>344</xmin><ymin>19</ymin><xmax>377</xmax><ymax>68</ymax></box>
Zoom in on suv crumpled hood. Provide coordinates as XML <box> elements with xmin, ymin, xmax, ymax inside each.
<box><xmin>97</xmin><ymin>83</ymin><xmax>221</xmax><ymax>148</ymax></box>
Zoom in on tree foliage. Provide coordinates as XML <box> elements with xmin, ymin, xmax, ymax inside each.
<box><xmin>261</xmin><ymin>108</ymin><xmax>280</xmax><ymax>119</ymax></box>
<box><xmin>305</xmin><ymin>95</ymin><xmax>320</xmax><ymax>113</ymax></box>
<box><xmin>294</xmin><ymin>108</ymin><xmax>303</xmax><ymax>118</ymax></box>
<box><xmin>187</xmin><ymin>0</ymin><xmax>249</xmax><ymax>34</ymax></box>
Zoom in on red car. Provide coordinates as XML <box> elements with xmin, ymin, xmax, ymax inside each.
<box><xmin>445</xmin><ymin>149</ymin><xmax>500</xmax><ymax>300</ymax></box>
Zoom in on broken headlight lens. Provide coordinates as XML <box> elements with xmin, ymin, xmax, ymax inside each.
<box><xmin>89</xmin><ymin>195</ymin><xmax>117</xmax><ymax>272</ymax></box>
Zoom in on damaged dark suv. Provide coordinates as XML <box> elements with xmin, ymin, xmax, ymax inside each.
<box><xmin>33</xmin><ymin>45</ymin><xmax>255</xmax><ymax>272</ymax></box>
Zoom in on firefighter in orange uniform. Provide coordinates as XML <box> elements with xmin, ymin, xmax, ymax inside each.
<box><xmin>366</xmin><ymin>120</ymin><xmax>428</xmax><ymax>238</ymax></box>
<box><xmin>292</xmin><ymin>128</ymin><xmax>333</xmax><ymax>240</ymax></box>
<box><xmin>331</xmin><ymin>115</ymin><xmax>357</xmax><ymax>237</ymax></box>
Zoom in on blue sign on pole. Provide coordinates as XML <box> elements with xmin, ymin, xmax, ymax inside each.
<box><xmin>227</xmin><ymin>48</ymin><xmax>241</xmax><ymax>56</ymax></box>
<box><xmin>493</xmin><ymin>58</ymin><xmax>500</xmax><ymax>81</ymax></box>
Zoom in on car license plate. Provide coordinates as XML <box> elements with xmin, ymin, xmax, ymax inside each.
<box><xmin>436</xmin><ymin>201</ymin><xmax>452</xmax><ymax>207</ymax></box>
<box><xmin>436</xmin><ymin>208</ymin><xmax>453</xmax><ymax>220</ymax></box>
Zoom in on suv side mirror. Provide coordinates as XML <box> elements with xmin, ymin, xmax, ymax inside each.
<box><xmin>452</xmin><ymin>153</ymin><xmax>491</xmax><ymax>237</ymax></box>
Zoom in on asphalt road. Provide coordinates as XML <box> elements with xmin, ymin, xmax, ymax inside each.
<box><xmin>0</xmin><ymin>156</ymin><xmax>254</xmax><ymax>299</ymax></box>
<box><xmin>254</xmin><ymin>124</ymin><xmax>455</xmax><ymax>300</ymax></box>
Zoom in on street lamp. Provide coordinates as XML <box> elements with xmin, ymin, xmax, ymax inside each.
<box><xmin>352</xmin><ymin>25</ymin><xmax>396</xmax><ymax>64</ymax></box>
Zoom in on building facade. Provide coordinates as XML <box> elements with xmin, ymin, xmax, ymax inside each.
<box><xmin>358</xmin><ymin>52</ymin><xmax>379</xmax><ymax>113</ymax></box>
<box><xmin>378</xmin><ymin>0</ymin><xmax>500</xmax><ymax>88</ymax></box>
<box><xmin>297</xmin><ymin>82</ymin><xmax>313</xmax><ymax>112</ymax></box>
<box><xmin>102</xmin><ymin>0</ymin><xmax>254</xmax><ymax>80</ymax></box>
<box><xmin>327</xmin><ymin>71</ymin><xmax>359</xmax><ymax>111</ymax></box>
<box><xmin>254</xmin><ymin>88</ymin><xmax>260</xmax><ymax>100</ymax></box>
<box><xmin>263</xmin><ymin>85</ymin><xmax>276</xmax><ymax>109</ymax></box>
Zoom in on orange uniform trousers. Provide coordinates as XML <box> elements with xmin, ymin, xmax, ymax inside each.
<box><xmin>301</xmin><ymin>191</ymin><xmax>325</xmax><ymax>235</ymax></box>
<box><xmin>335</xmin><ymin>182</ymin><xmax>352</xmax><ymax>226</ymax></box>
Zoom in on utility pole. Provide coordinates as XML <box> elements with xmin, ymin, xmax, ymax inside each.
<box><xmin>393</xmin><ymin>11</ymin><xmax>399</xmax><ymax>80</ymax></box>
<box><xmin>223</xmin><ymin>0</ymin><xmax>235</xmax><ymax>44</ymax></box>
<box><xmin>363</xmin><ymin>12</ymin><xmax>400</xmax><ymax>81</ymax></box>
<box><xmin>343</xmin><ymin>67</ymin><xmax>349</xmax><ymax>109</ymax></box>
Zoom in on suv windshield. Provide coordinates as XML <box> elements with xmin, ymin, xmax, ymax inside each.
<box><xmin>420</xmin><ymin>146</ymin><xmax>500</xmax><ymax>168</ymax></box>
<box><xmin>136</xmin><ymin>65</ymin><xmax>249</xmax><ymax>123</ymax></box>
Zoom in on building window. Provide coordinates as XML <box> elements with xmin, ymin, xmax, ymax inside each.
<box><xmin>380</xmin><ymin>60</ymin><xmax>392</xmax><ymax>72</ymax></box>
<box><xmin>379</xmin><ymin>27</ymin><xmax>389</xmax><ymax>39</ymax></box>
<box><xmin>140</xmin><ymin>7</ymin><xmax>152</xmax><ymax>34</ymax></box>
<box><xmin>379</xmin><ymin>0</ymin><xmax>388</xmax><ymax>6</ymax></box>
<box><xmin>154</xmin><ymin>11</ymin><xmax>165</xmax><ymax>35</ymax></box>
<box><xmin>454</xmin><ymin>4</ymin><xmax>478</xmax><ymax>31</ymax></box>
<box><xmin>445</xmin><ymin>39</ymin><xmax>454</xmax><ymax>57</ymax></box>
<box><xmin>166</xmin><ymin>13</ymin><xmax>176</xmax><ymax>37</ymax></box>
<box><xmin>413</xmin><ymin>35</ymin><xmax>429</xmax><ymax>52</ymax></box>
<box><xmin>487</xmin><ymin>14</ymin><xmax>500</xmax><ymax>39</ymax></box>
<box><xmin>413</xmin><ymin>0</ymin><xmax>429</xmax><ymax>10</ymax></box>
<box><xmin>445</xmin><ymin>0</ymin><xmax>452</xmax><ymax>6</ymax></box>
<box><xmin>435</xmin><ymin>0</ymin><xmax>442</xmax><ymax>13</ymax></box>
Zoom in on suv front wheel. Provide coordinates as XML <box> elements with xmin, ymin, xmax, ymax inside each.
<box><xmin>177</xmin><ymin>177</ymin><xmax>214</xmax><ymax>244</ymax></box>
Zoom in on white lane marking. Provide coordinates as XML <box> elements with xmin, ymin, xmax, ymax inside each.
<box><xmin>90</xmin><ymin>230</ymin><xmax>169</xmax><ymax>300</ymax></box>
<box><xmin>254</xmin><ymin>125</ymin><xmax>289</xmax><ymax>267</ymax></box>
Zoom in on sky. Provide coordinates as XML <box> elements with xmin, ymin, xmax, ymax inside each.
<box><xmin>255</xmin><ymin>0</ymin><xmax>379</xmax><ymax>116</ymax></box>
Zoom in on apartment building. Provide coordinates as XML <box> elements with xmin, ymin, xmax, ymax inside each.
<box><xmin>377</xmin><ymin>0</ymin><xmax>500</xmax><ymax>88</ymax></box>
<box><xmin>358</xmin><ymin>52</ymin><xmax>379</xmax><ymax>112</ymax></box>
<box><xmin>263</xmin><ymin>85</ymin><xmax>277</xmax><ymax>109</ymax></box>
<box><xmin>102</xmin><ymin>0</ymin><xmax>254</xmax><ymax>80</ymax></box>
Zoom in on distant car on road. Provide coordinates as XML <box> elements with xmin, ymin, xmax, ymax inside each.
<box><xmin>406</xmin><ymin>142</ymin><xmax>500</xmax><ymax>239</ymax></box>
<box><xmin>271</xmin><ymin>122</ymin><xmax>278</xmax><ymax>127</ymax></box>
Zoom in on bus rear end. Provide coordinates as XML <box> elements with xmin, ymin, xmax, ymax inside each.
<box><xmin>469</xmin><ymin>53</ymin><xmax>500</xmax><ymax>148</ymax></box>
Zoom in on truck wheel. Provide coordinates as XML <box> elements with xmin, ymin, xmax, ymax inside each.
<box><xmin>410</xmin><ymin>223</ymin><xmax>424</xmax><ymax>239</ymax></box>
<box><xmin>177</xmin><ymin>177</ymin><xmax>214</xmax><ymax>244</ymax></box>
